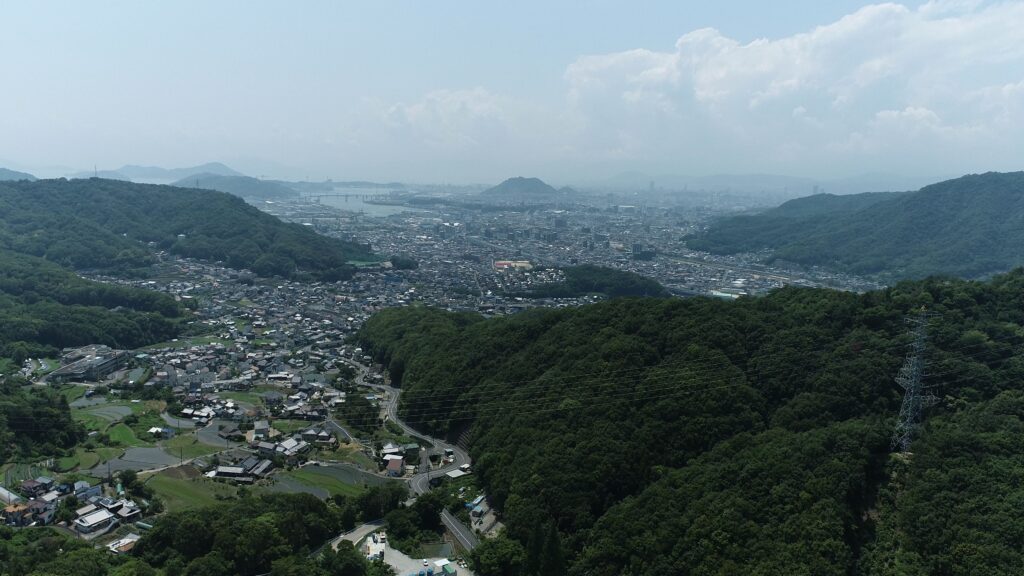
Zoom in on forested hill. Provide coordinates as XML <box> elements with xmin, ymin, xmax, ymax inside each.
<box><xmin>173</xmin><ymin>173</ymin><xmax>299</xmax><ymax>201</ymax></box>
<box><xmin>0</xmin><ymin>168</ymin><xmax>36</xmax><ymax>181</ymax></box>
<box><xmin>0</xmin><ymin>250</ymin><xmax>181</xmax><ymax>363</ymax></box>
<box><xmin>517</xmin><ymin>265</ymin><xmax>669</xmax><ymax>298</ymax></box>
<box><xmin>360</xmin><ymin>272</ymin><xmax>1024</xmax><ymax>574</ymax></box>
<box><xmin>688</xmin><ymin>171</ymin><xmax>1024</xmax><ymax>280</ymax></box>
<box><xmin>0</xmin><ymin>178</ymin><xmax>373</xmax><ymax>280</ymax></box>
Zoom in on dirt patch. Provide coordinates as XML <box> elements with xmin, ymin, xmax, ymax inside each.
<box><xmin>158</xmin><ymin>465</ymin><xmax>202</xmax><ymax>480</ymax></box>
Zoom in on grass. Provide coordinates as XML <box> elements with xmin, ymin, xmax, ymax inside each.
<box><xmin>108</xmin><ymin>423</ymin><xmax>152</xmax><ymax>447</ymax></box>
<box><xmin>163</xmin><ymin>433</ymin><xmax>220</xmax><ymax>460</ymax></box>
<box><xmin>283</xmin><ymin>467</ymin><xmax>367</xmax><ymax>498</ymax></box>
<box><xmin>142</xmin><ymin>336</ymin><xmax>229</xmax><ymax>351</ymax></box>
<box><xmin>73</xmin><ymin>411</ymin><xmax>114</xmax><ymax>431</ymax></box>
<box><xmin>125</xmin><ymin>408</ymin><xmax>169</xmax><ymax>441</ymax></box>
<box><xmin>146</xmin><ymin>469</ymin><xmax>238</xmax><ymax>512</ymax></box>
<box><xmin>60</xmin><ymin>385</ymin><xmax>89</xmax><ymax>403</ymax></box>
<box><xmin>271</xmin><ymin>419</ymin><xmax>310</xmax><ymax>435</ymax></box>
<box><xmin>318</xmin><ymin>445</ymin><xmax>376</xmax><ymax>469</ymax></box>
<box><xmin>219</xmin><ymin>391</ymin><xmax>265</xmax><ymax>406</ymax></box>
<box><xmin>55</xmin><ymin>447</ymin><xmax>104</xmax><ymax>472</ymax></box>
<box><xmin>1</xmin><ymin>462</ymin><xmax>48</xmax><ymax>487</ymax></box>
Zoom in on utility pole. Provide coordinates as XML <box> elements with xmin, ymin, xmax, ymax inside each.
<box><xmin>892</xmin><ymin>310</ymin><xmax>939</xmax><ymax>452</ymax></box>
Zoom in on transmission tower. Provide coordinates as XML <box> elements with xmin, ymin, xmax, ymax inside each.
<box><xmin>891</xmin><ymin>310</ymin><xmax>939</xmax><ymax>452</ymax></box>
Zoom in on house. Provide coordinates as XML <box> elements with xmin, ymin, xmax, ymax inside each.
<box><xmin>20</xmin><ymin>477</ymin><xmax>52</xmax><ymax>499</ymax></box>
<box><xmin>107</xmin><ymin>533</ymin><xmax>141</xmax><ymax>555</ymax></box>
<box><xmin>214</xmin><ymin>466</ymin><xmax>245</xmax><ymax>478</ymax></box>
<box><xmin>301</xmin><ymin>427</ymin><xmax>337</xmax><ymax>447</ymax></box>
<box><xmin>2</xmin><ymin>503</ymin><xmax>29</xmax><ymax>526</ymax></box>
<box><xmin>385</xmin><ymin>458</ymin><xmax>404</xmax><ymax>477</ymax></box>
<box><xmin>74</xmin><ymin>509</ymin><xmax>116</xmax><ymax>533</ymax></box>
<box><xmin>381</xmin><ymin>443</ymin><xmax>403</xmax><ymax>458</ymax></box>
<box><xmin>253</xmin><ymin>420</ymin><xmax>271</xmax><ymax>440</ymax></box>
<box><xmin>250</xmin><ymin>459</ymin><xmax>274</xmax><ymax>477</ymax></box>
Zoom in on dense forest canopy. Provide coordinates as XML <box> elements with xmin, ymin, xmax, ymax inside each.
<box><xmin>0</xmin><ymin>250</ymin><xmax>182</xmax><ymax>363</ymax></box>
<box><xmin>0</xmin><ymin>378</ymin><xmax>83</xmax><ymax>460</ymax></box>
<box><xmin>0</xmin><ymin>178</ymin><xmax>373</xmax><ymax>280</ymax></box>
<box><xmin>359</xmin><ymin>270</ymin><xmax>1024</xmax><ymax>574</ymax></box>
<box><xmin>0</xmin><ymin>492</ymin><xmax>400</xmax><ymax>576</ymax></box>
<box><xmin>688</xmin><ymin>171</ymin><xmax>1024</xmax><ymax>280</ymax></box>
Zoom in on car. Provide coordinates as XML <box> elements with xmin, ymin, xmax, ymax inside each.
<box><xmin>422</xmin><ymin>559</ymin><xmax>428</xmax><ymax>566</ymax></box>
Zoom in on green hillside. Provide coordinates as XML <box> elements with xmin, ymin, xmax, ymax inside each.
<box><xmin>0</xmin><ymin>168</ymin><xmax>35</xmax><ymax>181</ymax></box>
<box><xmin>0</xmin><ymin>178</ymin><xmax>373</xmax><ymax>279</ymax></box>
<box><xmin>518</xmin><ymin>265</ymin><xmax>669</xmax><ymax>298</ymax></box>
<box><xmin>689</xmin><ymin>172</ymin><xmax>1024</xmax><ymax>279</ymax></box>
<box><xmin>359</xmin><ymin>271</ymin><xmax>1024</xmax><ymax>574</ymax></box>
<box><xmin>0</xmin><ymin>250</ymin><xmax>181</xmax><ymax>363</ymax></box>
<box><xmin>174</xmin><ymin>172</ymin><xmax>299</xmax><ymax>200</ymax></box>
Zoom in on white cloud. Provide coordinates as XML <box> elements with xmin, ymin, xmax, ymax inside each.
<box><xmin>555</xmin><ymin>1</ymin><xmax>1024</xmax><ymax>177</ymax></box>
<box><xmin>229</xmin><ymin>1</ymin><xmax>1024</xmax><ymax>182</ymax></box>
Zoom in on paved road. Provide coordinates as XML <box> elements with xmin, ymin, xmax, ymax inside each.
<box><xmin>324</xmin><ymin>417</ymin><xmax>354</xmax><ymax>443</ymax></box>
<box><xmin>354</xmin><ymin>364</ymin><xmax>480</xmax><ymax>551</ymax></box>
<box><xmin>161</xmin><ymin>412</ymin><xmax>197</xmax><ymax>429</ymax></box>
<box><xmin>330</xmin><ymin>519</ymin><xmax>385</xmax><ymax>550</ymax></box>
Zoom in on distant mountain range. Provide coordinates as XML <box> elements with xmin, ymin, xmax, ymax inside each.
<box><xmin>688</xmin><ymin>171</ymin><xmax>1024</xmax><ymax>280</ymax></box>
<box><xmin>0</xmin><ymin>168</ymin><xmax>37</xmax><ymax>181</ymax></box>
<box><xmin>596</xmin><ymin>171</ymin><xmax>948</xmax><ymax>197</ymax></box>
<box><xmin>69</xmin><ymin>162</ymin><xmax>243</xmax><ymax>183</ymax></box>
<box><xmin>174</xmin><ymin>173</ymin><xmax>299</xmax><ymax>201</ymax></box>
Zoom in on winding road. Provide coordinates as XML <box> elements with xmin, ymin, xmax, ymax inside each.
<box><xmin>354</xmin><ymin>363</ymin><xmax>480</xmax><ymax>551</ymax></box>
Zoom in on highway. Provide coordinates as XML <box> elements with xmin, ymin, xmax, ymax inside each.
<box><xmin>353</xmin><ymin>363</ymin><xmax>480</xmax><ymax>551</ymax></box>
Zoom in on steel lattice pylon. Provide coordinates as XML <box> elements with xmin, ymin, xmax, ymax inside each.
<box><xmin>891</xmin><ymin>310</ymin><xmax>939</xmax><ymax>452</ymax></box>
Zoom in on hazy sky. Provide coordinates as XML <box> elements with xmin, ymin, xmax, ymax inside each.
<box><xmin>2</xmin><ymin>0</ymin><xmax>1023</xmax><ymax>184</ymax></box>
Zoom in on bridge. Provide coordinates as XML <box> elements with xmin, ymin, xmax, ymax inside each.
<box><xmin>299</xmin><ymin>191</ymin><xmax>397</xmax><ymax>203</ymax></box>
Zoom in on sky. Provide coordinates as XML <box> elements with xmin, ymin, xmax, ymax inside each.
<box><xmin>1</xmin><ymin>0</ymin><xmax>1023</xmax><ymax>185</ymax></box>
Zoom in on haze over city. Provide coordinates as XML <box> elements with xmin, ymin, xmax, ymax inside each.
<box><xmin>3</xmin><ymin>0</ymin><xmax>1023</xmax><ymax>185</ymax></box>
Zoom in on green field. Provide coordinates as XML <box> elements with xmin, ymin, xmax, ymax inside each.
<box><xmin>142</xmin><ymin>336</ymin><xmax>229</xmax><ymax>350</ymax></box>
<box><xmin>163</xmin><ymin>433</ymin><xmax>221</xmax><ymax>460</ymax></box>
<box><xmin>271</xmin><ymin>419</ymin><xmax>310</xmax><ymax>435</ymax></box>
<box><xmin>1</xmin><ymin>462</ymin><xmax>49</xmax><ymax>487</ymax></box>
<box><xmin>108</xmin><ymin>423</ymin><xmax>152</xmax><ymax>447</ymax></box>
<box><xmin>220</xmin><ymin>391</ymin><xmax>265</xmax><ymax>406</ymax></box>
<box><xmin>318</xmin><ymin>445</ymin><xmax>376</xmax><ymax>469</ymax></box>
<box><xmin>283</xmin><ymin>467</ymin><xmax>367</xmax><ymax>498</ymax></box>
<box><xmin>73</xmin><ymin>411</ymin><xmax>115</xmax><ymax>431</ymax></box>
<box><xmin>60</xmin><ymin>385</ymin><xmax>89</xmax><ymax>403</ymax></box>
<box><xmin>146</xmin><ymin>470</ymin><xmax>238</xmax><ymax>512</ymax></box>
<box><xmin>55</xmin><ymin>447</ymin><xmax>103</xmax><ymax>472</ymax></box>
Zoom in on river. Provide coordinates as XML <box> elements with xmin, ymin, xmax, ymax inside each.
<box><xmin>318</xmin><ymin>187</ymin><xmax>418</xmax><ymax>218</ymax></box>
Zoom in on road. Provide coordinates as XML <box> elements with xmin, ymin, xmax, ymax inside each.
<box><xmin>353</xmin><ymin>363</ymin><xmax>480</xmax><ymax>551</ymax></box>
<box><xmin>324</xmin><ymin>416</ymin><xmax>354</xmax><ymax>443</ymax></box>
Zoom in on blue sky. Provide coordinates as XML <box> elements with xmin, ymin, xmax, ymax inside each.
<box><xmin>2</xmin><ymin>1</ymin><xmax>1022</xmax><ymax>184</ymax></box>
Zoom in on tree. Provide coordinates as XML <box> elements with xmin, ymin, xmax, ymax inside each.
<box><xmin>539</xmin><ymin>523</ymin><xmax>565</xmax><ymax>576</ymax></box>
<box><xmin>471</xmin><ymin>535</ymin><xmax>526</xmax><ymax>576</ymax></box>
